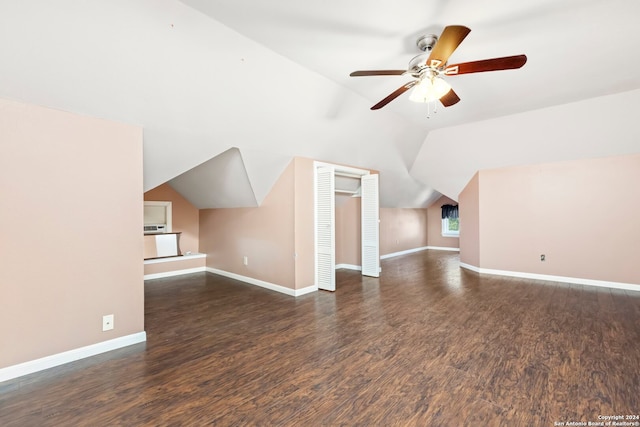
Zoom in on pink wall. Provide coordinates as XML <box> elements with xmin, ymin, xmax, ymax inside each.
<box><xmin>427</xmin><ymin>195</ymin><xmax>460</xmax><ymax>249</ymax></box>
<box><xmin>336</xmin><ymin>196</ymin><xmax>361</xmax><ymax>266</ymax></box>
<box><xmin>144</xmin><ymin>256</ymin><xmax>206</xmax><ymax>276</ymax></box>
<box><xmin>201</xmin><ymin>159</ymin><xmax>433</xmax><ymax>289</ymax></box>
<box><xmin>459</xmin><ymin>172</ymin><xmax>480</xmax><ymax>266</ymax></box>
<box><xmin>199</xmin><ymin>159</ymin><xmax>296</xmax><ymax>288</ymax></box>
<box><xmin>0</xmin><ymin>98</ymin><xmax>144</xmax><ymax>368</ymax></box>
<box><xmin>336</xmin><ymin>193</ymin><xmax>432</xmax><ymax>264</ymax></box>
<box><xmin>293</xmin><ymin>157</ymin><xmax>315</xmax><ymax>289</ymax></box>
<box><xmin>144</xmin><ymin>183</ymin><xmax>199</xmax><ymax>254</ymax></box>
<box><xmin>380</xmin><ymin>208</ymin><xmax>429</xmax><ymax>256</ymax></box>
<box><xmin>199</xmin><ymin>157</ymin><xmax>378</xmax><ymax>290</ymax></box>
<box><xmin>462</xmin><ymin>155</ymin><xmax>640</xmax><ymax>286</ymax></box>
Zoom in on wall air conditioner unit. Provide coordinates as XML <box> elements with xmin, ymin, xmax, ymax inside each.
<box><xmin>144</xmin><ymin>224</ymin><xmax>166</xmax><ymax>234</ymax></box>
<box><xmin>144</xmin><ymin>201</ymin><xmax>172</xmax><ymax>234</ymax></box>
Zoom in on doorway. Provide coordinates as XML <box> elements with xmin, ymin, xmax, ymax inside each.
<box><xmin>314</xmin><ymin>162</ymin><xmax>380</xmax><ymax>291</ymax></box>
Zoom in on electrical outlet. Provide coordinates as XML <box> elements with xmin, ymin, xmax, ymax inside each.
<box><xmin>540</xmin><ymin>254</ymin><xmax>546</xmax><ymax>262</ymax></box>
<box><xmin>102</xmin><ymin>314</ymin><xmax>114</xmax><ymax>331</ymax></box>
<box><xmin>243</xmin><ymin>256</ymin><xmax>248</xmax><ymax>266</ymax></box>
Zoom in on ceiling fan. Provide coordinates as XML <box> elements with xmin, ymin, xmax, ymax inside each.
<box><xmin>350</xmin><ymin>25</ymin><xmax>527</xmax><ymax>110</ymax></box>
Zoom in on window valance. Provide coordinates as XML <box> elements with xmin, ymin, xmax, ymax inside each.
<box><xmin>441</xmin><ymin>204</ymin><xmax>459</xmax><ymax>219</ymax></box>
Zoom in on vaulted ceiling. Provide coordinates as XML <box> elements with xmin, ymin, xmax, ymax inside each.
<box><xmin>1</xmin><ymin>1</ymin><xmax>639</xmax><ymax>208</ymax></box>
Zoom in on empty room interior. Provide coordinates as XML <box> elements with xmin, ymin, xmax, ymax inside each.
<box><xmin>1</xmin><ymin>1</ymin><xmax>639</xmax><ymax>425</ymax></box>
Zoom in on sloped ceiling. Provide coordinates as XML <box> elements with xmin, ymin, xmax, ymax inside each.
<box><xmin>169</xmin><ymin>148</ymin><xmax>258</xmax><ymax>208</ymax></box>
<box><xmin>412</xmin><ymin>90</ymin><xmax>640</xmax><ymax>200</ymax></box>
<box><xmin>1</xmin><ymin>1</ymin><xmax>639</xmax><ymax>208</ymax></box>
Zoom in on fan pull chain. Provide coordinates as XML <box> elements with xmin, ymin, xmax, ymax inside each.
<box><xmin>426</xmin><ymin>100</ymin><xmax>438</xmax><ymax>118</ymax></box>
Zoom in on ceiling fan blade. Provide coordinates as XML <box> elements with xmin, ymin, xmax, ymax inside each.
<box><xmin>371</xmin><ymin>81</ymin><xmax>417</xmax><ymax>110</ymax></box>
<box><xmin>439</xmin><ymin>88</ymin><xmax>460</xmax><ymax>107</ymax></box>
<box><xmin>426</xmin><ymin>25</ymin><xmax>471</xmax><ymax>68</ymax></box>
<box><xmin>444</xmin><ymin>54</ymin><xmax>527</xmax><ymax>75</ymax></box>
<box><xmin>350</xmin><ymin>70</ymin><xmax>406</xmax><ymax>77</ymax></box>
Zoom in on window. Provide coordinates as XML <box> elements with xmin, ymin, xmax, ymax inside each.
<box><xmin>441</xmin><ymin>204</ymin><xmax>459</xmax><ymax>237</ymax></box>
<box><xmin>442</xmin><ymin>217</ymin><xmax>459</xmax><ymax>237</ymax></box>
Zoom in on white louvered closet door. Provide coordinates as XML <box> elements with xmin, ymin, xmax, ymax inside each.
<box><xmin>315</xmin><ymin>166</ymin><xmax>336</xmax><ymax>291</ymax></box>
<box><xmin>361</xmin><ymin>174</ymin><xmax>380</xmax><ymax>277</ymax></box>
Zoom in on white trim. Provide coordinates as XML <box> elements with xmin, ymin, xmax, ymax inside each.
<box><xmin>381</xmin><ymin>246</ymin><xmax>430</xmax><ymax>259</ymax></box>
<box><xmin>144</xmin><ymin>267</ymin><xmax>206</xmax><ymax>280</ymax></box>
<box><xmin>206</xmin><ymin>267</ymin><xmax>317</xmax><ymax>297</ymax></box>
<box><xmin>313</xmin><ymin>161</ymin><xmax>370</xmax><ymax>177</ymax></box>
<box><xmin>459</xmin><ymin>262</ymin><xmax>481</xmax><ymax>273</ymax></box>
<box><xmin>0</xmin><ymin>332</ymin><xmax>147</xmax><ymax>383</ymax></box>
<box><xmin>294</xmin><ymin>285</ymin><xmax>318</xmax><ymax>297</ymax></box>
<box><xmin>144</xmin><ymin>253</ymin><xmax>206</xmax><ymax>264</ymax></box>
<box><xmin>381</xmin><ymin>246</ymin><xmax>460</xmax><ymax>259</ymax></box>
<box><xmin>336</xmin><ymin>263</ymin><xmax>362</xmax><ymax>271</ymax></box>
<box><xmin>459</xmin><ymin>263</ymin><xmax>640</xmax><ymax>292</ymax></box>
<box><xmin>334</xmin><ymin>171</ymin><xmax>365</xmax><ymax>179</ymax></box>
<box><xmin>426</xmin><ymin>246</ymin><xmax>460</xmax><ymax>252</ymax></box>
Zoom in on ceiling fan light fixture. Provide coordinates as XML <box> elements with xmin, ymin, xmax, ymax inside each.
<box><xmin>349</xmin><ymin>25</ymin><xmax>526</xmax><ymax>111</ymax></box>
<box><xmin>408</xmin><ymin>75</ymin><xmax>451</xmax><ymax>103</ymax></box>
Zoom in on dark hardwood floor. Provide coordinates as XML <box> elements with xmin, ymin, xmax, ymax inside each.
<box><xmin>2</xmin><ymin>251</ymin><xmax>639</xmax><ymax>426</ymax></box>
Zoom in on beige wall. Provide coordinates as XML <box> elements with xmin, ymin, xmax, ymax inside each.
<box><xmin>461</xmin><ymin>155</ymin><xmax>640</xmax><ymax>285</ymax></box>
<box><xmin>0</xmin><ymin>98</ymin><xmax>144</xmax><ymax>368</ymax></box>
<box><xmin>336</xmin><ymin>195</ymin><xmax>433</xmax><ymax>264</ymax></box>
<box><xmin>380</xmin><ymin>208</ymin><xmax>429</xmax><ymax>256</ymax></box>
<box><xmin>144</xmin><ymin>183</ymin><xmax>199</xmax><ymax>255</ymax></box>
<box><xmin>199</xmin><ymin>159</ymin><xmax>297</xmax><ymax>288</ymax></box>
<box><xmin>427</xmin><ymin>195</ymin><xmax>460</xmax><ymax>249</ymax></box>
<box><xmin>459</xmin><ymin>172</ymin><xmax>480</xmax><ymax>266</ymax></box>
<box><xmin>199</xmin><ymin>157</ymin><xmax>377</xmax><ymax>289</ymax></box>
<box><xmin>336</xmin><ymin>195</ymin><xmax>361</xmax><ymax>266</ymax></box>
<box><xmin>144</xmin><ymin>256</ymin><xmax>206</xmax><ymax>276</ymax></box>
<box><xmin>293</xmin><ymin>157</ymin><xmax>315</xmax><ymax>289</ymax></box>
<box><xmin>200</xmin><ymin>159</ymin><xmax>432</xmax><ymax>288</ymax></box>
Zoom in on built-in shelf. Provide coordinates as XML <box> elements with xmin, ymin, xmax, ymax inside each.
<box><xmin>144</xmin><ymin>253</ymin><xmax>207</xmax><ymax>280</ymax></box>
<box><xmin>144</xmin><ymin>253</ymin><xmax>206</xmax><ymax>265</ymax></box>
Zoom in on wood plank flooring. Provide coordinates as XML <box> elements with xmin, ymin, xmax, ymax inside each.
<box><xmin>2</xmin><ymin>251</ymin><xmax>639</xmax><ymax>426</ymax></box>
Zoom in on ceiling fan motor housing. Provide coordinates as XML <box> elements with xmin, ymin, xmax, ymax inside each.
<box><xmin>416</xmin><ymin>34</ymin><xmax>438</xmax><ymax>52</ymax></box>
<box><xmin>409</xmin><ymin>34</ymin><xmax>442</xmax><ymax>77</ymax></box>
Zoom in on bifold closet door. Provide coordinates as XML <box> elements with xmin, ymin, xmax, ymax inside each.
<box><xmin>315</xmin><ymin>166</ymin><xmax>336</xmax><ymax>291</ymax></box>
<box><xmin>361</xmin><ymin>174</ymin><xmax>380</xmax><ymax>277</ymax></box>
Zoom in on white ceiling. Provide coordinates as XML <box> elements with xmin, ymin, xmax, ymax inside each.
<box><xmin>1</xmin><ymin>0</ymin><xmax>639</xmax><ymax>207</ymax></box>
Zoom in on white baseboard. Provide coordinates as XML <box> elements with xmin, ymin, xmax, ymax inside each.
<box><xmin>381</xmin><ymin>246</ymin><xmax>459</xmax><ymax>260</ymax></box>
<box><xmin>459</xmin><ymin>262</ymin><xmax>482</xmax><ymax>273</ymax></box>
<box><xmin>206</xmin><ymin>267</ymin><xmax>317</xmax><ymax>297</ymax></box>
<box><xmin>0</xmin><ymin>332</ymin><xmax>147</xmax><ymax>383</ymax></box>
<box><xmin>294</xmin><ymin>285</ymin><xmax>318</xmax><ymax>296</ymax></box>
<box><xmin>144</xmin><ymin>266</ymin><xmax>206</xmax><ymax>280</ymax></box>
<box><xmin>459</xmin><ymin>262</ymin><xmax>640</xmax><ymax>292</ymax></box>
<box><xmin>381</xmin><ymin>246</ymin><xmax>431</xmax><ymax>259</ymax></box>
<box><xmin>336</xmin><ymin>263</ymin><xmax>361</xmax><ymax>271</ymax></box>
<box><xmin>426</xmin><ymin>246</ymin><xmax>460</xmax><ymax>252</ymax></box>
